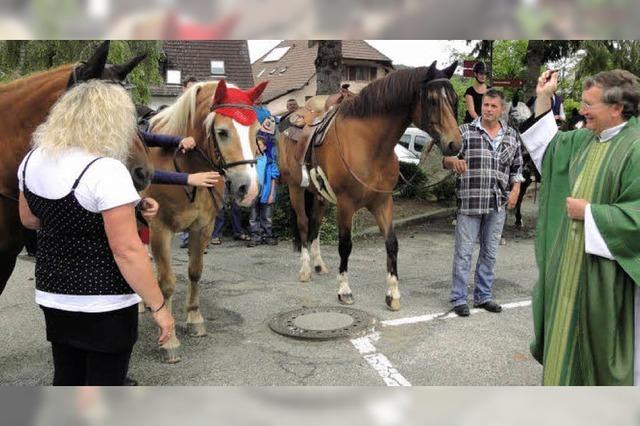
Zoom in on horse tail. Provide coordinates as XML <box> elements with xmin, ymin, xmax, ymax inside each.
<box><xmin>290</xmin><ymin>189</ymin><xmax>315</xmax><ymax>253</ymax></box>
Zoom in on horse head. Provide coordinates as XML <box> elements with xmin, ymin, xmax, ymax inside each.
<box><xmin>413</xmin><ymin>60</ymin><xmax>462</xmax><ymax>154</ymax></box>
<box><xmin>128</xmin><ymin>132</ymin><xmax>154</xmax><ymax>191</ymax></box>
<box><xmin>204</xmin><ymin>79</ymin><xmax>269</xmax><ymax>207</ymax></box>
<box><xmin>67</xmin><ymin>41</ymin><xmax>147</xmax><ymax>89</ymax></box>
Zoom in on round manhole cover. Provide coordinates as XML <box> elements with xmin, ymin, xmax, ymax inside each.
<box><xmin>269</xmin><ymin>306</ymin><xmax>376</xmax><ymax>340</ymax></box>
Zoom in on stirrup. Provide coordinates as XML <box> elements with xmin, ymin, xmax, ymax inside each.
<box><xmin>300</xmin><ymin>165</ymin><xmax>310</xmax><ymax>188</ymax></box>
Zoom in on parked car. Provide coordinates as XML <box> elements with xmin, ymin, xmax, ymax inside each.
<box><xmin>394</xmin><ymin>143</ymin><xmax>420</xmax><ymax>165</ymax></box>
<box><xmin>398</xmin><ymin>127</ymin><xmax>432</xmax><ymax>157</ymax></box>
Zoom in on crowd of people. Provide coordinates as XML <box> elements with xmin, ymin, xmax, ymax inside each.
<box><xmin>15</xmin><ymin>63</ymin><xmax>640</xmax><ymax>386</ymax></box>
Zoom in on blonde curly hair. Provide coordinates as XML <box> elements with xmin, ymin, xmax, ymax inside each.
<box><xmin>32</xmin><ymin>80</ymin><xmax>137</xmax><ymax>162</ymax></box>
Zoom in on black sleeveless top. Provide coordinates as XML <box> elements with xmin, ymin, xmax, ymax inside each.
<box><xmin>22</xmin><ymin>151</ymin><xmax>133</xmax><ymax>296</ymax></box>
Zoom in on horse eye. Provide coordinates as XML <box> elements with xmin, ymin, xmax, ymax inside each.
<box><xmin>216</xmin><ymin>129</ymin><xmax>229</xmax><ymax>139</ymax></box>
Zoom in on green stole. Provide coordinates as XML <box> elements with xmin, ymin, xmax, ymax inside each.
<box><xmin>531</xmin><ymin>117</ymin><xmax>640</xmax><ymax>385</ymax></box>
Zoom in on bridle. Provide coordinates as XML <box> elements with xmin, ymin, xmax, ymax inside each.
<box><xmin>171</xmin><ymin>102</ymin><xmax>261</xmax><ymax>204</ymax></box>
<box><xmin>417</xmin><ymin>77</ymin><xmax>457</xmax><ymax>133</ymax></box>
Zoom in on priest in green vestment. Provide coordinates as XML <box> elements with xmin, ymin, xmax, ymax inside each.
<box><xmin>521</xmin><ymin>69</ymin><xmax>640</xmax><ymax>385</ymax></box>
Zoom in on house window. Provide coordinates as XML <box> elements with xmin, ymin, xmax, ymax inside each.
<box><xmin>345</xmin><ymin>66</ymin><xmax>377</xmax><ymax>81</ymax></box>
<box><xmin>263</xmin><ymin>46</ymin><xmax>291</xmax><ymax>62</ymax></box>
<box><xmin>166</xmin><ymin>69</ymin><xmax>181</xmax><ymax>85</ymax></box>
<box><xmin>211</xmin><ymin>60</ymin><xmax>225</xmax><ymax>75</ymax></box>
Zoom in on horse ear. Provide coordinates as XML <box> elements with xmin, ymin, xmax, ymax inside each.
<box><xmin>424</xmin><ymin>61</ymin><xmax>437</xmax><ymax>81</ymax></box>
<box><xmin>77</xmin><ymin>40</ymin><xmax>110</xmax><ymax>81</ymax></box>
<box><xmin>111</xmin><ymin>53</ymin><xmax>147</xmax><ymax>81</ymax></box>
<box><xmin>443</xmin><ymin>61</ymin><xmax>458</xmax><ymax>79</ymax></box>
<box><xmin>246</xmin><ymin>81</ymin><xmax>268</xmax><ymax>104</ymax></box>
<box><xmin>213</xmin><ymin>79</ymin><xmax>228</xmax><ymax>105</ymax></box>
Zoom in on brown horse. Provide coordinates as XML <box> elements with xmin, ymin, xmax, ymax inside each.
<box><xmin>278</xmin><ymin>61</ymin><xmax>461</xmax><ymax>311</ymax></box>
<box><xmin>144</xmin><ymin>79</ymin><xmax>266</xmax><ymax>363</ymax></box>
<box><xmin>0</xmin><ymin>41</ymin><xmax>150</xmax><ymax>295</ymax></box>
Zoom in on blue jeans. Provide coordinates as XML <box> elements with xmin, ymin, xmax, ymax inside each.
<box><xmin>450</xmin><ymin>209</ymin><xmax>506</xmax><ymax>307</ymax></box>
<box><xmin>180</xmin><ymin>200</ymin><xmax>244</xmax><ymax>244</ymax></box>
<box><xmin>249</xmin><ymin>202</ymin><xmax>274</xmax><ymax>242</ymax></box>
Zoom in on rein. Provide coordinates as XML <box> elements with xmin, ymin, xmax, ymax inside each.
<box><xmin>0</xmin><ymin>192</ymin><xmax>18</xmax><ymax>203</ymax></box>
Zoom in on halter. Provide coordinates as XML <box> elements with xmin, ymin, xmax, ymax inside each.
<box><xmin>207</xmin><ymin>103</ymin><xmax>260</xmax><ymax>171</ymax></box>
<box><xmin>417</xmin><ymin>77</ymin><xmax>457</xmax><ymax>133</ymax></box>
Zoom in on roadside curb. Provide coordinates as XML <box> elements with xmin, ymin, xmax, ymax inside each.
<box><xmin>354</xmin><ymin>207</ymin><xmax>456</xmax><ymax>240</ymax></box>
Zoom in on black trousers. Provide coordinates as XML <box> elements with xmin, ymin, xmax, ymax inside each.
<box><xmin>41</xmin><ymin>304</ymin><xmax>138</xmax><ymax>386</ymax></box>
<box><xmin>51</xmin><ymin>342</ymin><xmax>133</xmax><ymax>386</ymax></box>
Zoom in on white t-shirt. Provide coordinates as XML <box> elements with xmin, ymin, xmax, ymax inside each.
<box><xmin>18</xmin><ymin>147</ymin><xmax>142</xmax><ymax>312</ymax></box>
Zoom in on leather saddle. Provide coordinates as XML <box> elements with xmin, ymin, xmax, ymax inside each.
<box><xmin>281</xmin><ymin>92</ymin><xmax>350</xmax><ymax>166</ymax></box>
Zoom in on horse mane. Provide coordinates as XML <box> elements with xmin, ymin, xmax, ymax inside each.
<box><xmin>339</xmin><ymin>67</ymin><xmax>428</xmax><ymax>118</ymax></box>
<box><xmin>0</xmin><ymin>64</ymin><xmax>74</xmax><ymax>94</ymax></box>
<box><xmin>150</xmin><ymin>81</ymin><xmax>221</xmax><ymax>135</ymax></box>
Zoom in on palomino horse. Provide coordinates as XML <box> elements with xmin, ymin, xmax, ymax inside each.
<box><xmin>0</xmin><ymin>41</ymin><xmax>151</xmax><ymax>295</ymax></box>
<box><xmin>278</xmin><ymin>61</ymin><xmax>461</xmax><ymax>311</ymax></box>
<box><xmin>144</xmin><ymin>79</ymin><xmax>266</xmax><ymax>363</ymax></box>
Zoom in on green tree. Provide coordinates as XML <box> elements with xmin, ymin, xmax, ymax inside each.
<box><xmin>0</xmin><ymin>40</ymin><xmax>163</xmax><ymax>104</ymax></box>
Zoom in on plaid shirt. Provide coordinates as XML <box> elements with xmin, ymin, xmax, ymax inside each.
<box><xmin>455</xmin><ymin>117</ymin><xmax>524</xmax><ymax>215</ymax></box>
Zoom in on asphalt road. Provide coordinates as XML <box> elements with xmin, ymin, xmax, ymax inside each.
<box><xmin>0</xmin><ymin>205</ymin><xmax>542</xmax><ymax>386</ymax></box>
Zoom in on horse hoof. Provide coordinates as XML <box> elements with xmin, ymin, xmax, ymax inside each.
<box><xmin>161</xmin><ymin>348</ymin><xmax>182</xmax><ymax>364</ymax></box>
<box><xmin>187</xmin><ymin>322</ymin><xmax>208</xmax><ymax>337</ymax></box>
<box><xmin>385</xmin><ymin>295</ymin><xmax>401</xmax><ymax>311</ymax></box>
<box><xmin>298</xmin><ymin>271</ymin><xmax>311</xmax><ymax>282</ymax></box>
<box><xmin>338</xmin><ymin>293</ymin><xmax>354</xmax><ymax>305</ymax></box>
<box><xmin>315</xmin><ymin>265</ymin><xmax>329</xmax><ymax>274</ymax></box>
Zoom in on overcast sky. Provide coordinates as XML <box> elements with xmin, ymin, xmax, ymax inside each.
<box><xmin>248</xmin><ymin>40</ymin><xmax>472</xmax><ymax>68</ymax></box>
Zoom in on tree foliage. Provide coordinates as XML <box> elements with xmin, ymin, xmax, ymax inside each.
<box><xmin>0</xmin><ymin>40</ymin><xmax>164</xmax><ymax>104</ymax></box>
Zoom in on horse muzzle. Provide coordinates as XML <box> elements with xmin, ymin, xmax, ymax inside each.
<box><xmin>131</xmin><ymin>166</ymin><xmax>153</xmax><ymax>191</ymax></box>
<box><xmin>226</xmin><ymin>168</ymin><xmax>259</xmax><ymax>207</ymax></box>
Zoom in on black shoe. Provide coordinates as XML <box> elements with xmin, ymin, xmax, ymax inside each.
<box><xmin>123</xmin><ymin>376</ymin><xmax>138</xmax><ymax>386</ymax></box>
<box><xmin>263</xmin><ymin>237</ymin><xmax>278</xmax><ymax>246</ymax></box>
<box><xmin>180</xmin><ymin>240</ymin><xmax>189</xmax><ymax>249</ymax></box>
<box><xmin>474</xmin><ymin>300</ymin><xmax>502</xmax><ymax>313</ymax></box>
<box><xmin>247</xmin><ymin>239</ymin><xmax>260</xmax><ymax>247</ymax></box>
<box><xmin>453</xmin><ymin>304</ymin><xmax>470</xmax><ymax>317</ymax></box>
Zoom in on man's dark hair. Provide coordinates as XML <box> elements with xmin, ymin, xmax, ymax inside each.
<box><xmin>286</xmin><ymin>98</ymin><xmax>298</xmax><ymax>103</ymax></box>
<box><xmin>584</xmin><ymin>69</ymin><xmax>640</xmax><ymax>120</ymax></box>
<box><xmin>182</xmin><ymin>76</ymin><xmax>198</xmax><ymax>88</ymax></box>
<box><xmin>484</xmin><ymin>88</ymin><xmax>505</xmax><ymax>102</ymax></box>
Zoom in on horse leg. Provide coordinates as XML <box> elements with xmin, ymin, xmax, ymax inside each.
<box><xmin>336</xmin><ymin>199</ymin><xmax>355</xmax><ymax>305</ymax></box>
<box><xmin>150</xmin><ymin>225</ymin><xmax>181</xmax><ymax>363</ymax></box>
<box><xmin>289</xmin><ymin>186</ymin><xmax>312</xmax><ymax>282</ymax></box>
<box><xmin>0</xmin><ymin>206</ymin><xmax>24</xmax><ymax>295</ymax></box>
<box><xmin>185</xmin><ymin>225</ymin><xmax>211</xmax><ymax>337</ymax></box>
<box><xmin>371</xmin><ymin>195</ymin><xmax>400</xmax><ymax>311</ymax></box>
<box><xmin>310</xmin><ymin>197</ymin><xmax>329</xmax><ymax>275</ymax></box>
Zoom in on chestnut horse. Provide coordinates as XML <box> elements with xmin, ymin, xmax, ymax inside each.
<box><xmin>0</xmin><ymin>41</ymin><xmax>151</xmax><ymax>295</ymax></box>
<box><xmin>278</xmin><ymin>61</ymin><xmax>461</xmax><ymax>311</ymax></box>
<box><xmin>144</xmin><ymin>79</ymin><xmax>266</xmax><ymax>363</ymax></box>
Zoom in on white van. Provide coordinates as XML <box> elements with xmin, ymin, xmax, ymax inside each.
<box><xmin>398</xmin><ymin>127</ymin><xmax>432</xmax><ymax>157</ymax></box>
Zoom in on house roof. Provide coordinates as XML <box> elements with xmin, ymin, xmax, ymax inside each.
<box><xmin>252</xmin><ymin>40</ymin><xmax>392</xmax><ymax>103</ymax></box>
<box><xmin>151</xmin><ymin>40</ymin><xmax>255</xmax><ymax>97</ymax></box>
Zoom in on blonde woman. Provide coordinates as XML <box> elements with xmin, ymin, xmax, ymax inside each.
<box><xmin>17</xmin><ymin>80</ymin><xmax>174</xmax><ymax>386</ymax></box>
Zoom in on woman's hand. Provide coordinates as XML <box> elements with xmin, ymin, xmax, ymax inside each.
<box><xmin>179</xmin><ymin>137</ymin><xmax>197</xmax><ymax>153</ymax></box>
<box><xmin>151</xmin><ymin>304</ymin><xmax>174</xmax><ymax>345</ymax></box>
<box><xmin>187</xmin><ymin>171</ymin><xmax>220</xmax><ymax>187</ymax></box>
<box><xmin>140</xmin><ymin>197</ymin><xmax>159</xmax><ymax>219</ymax></box>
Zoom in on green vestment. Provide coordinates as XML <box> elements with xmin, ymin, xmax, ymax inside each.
<box><xmin>531</xmin><ymin>116</ymin><xmax>640</xmax><ymax>385</ymax></box>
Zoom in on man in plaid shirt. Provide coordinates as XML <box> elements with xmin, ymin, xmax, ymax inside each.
<box><xmin>443</xmin><ymin>88</ymin><xmax>524</xmax><ymax>317</ymax></box>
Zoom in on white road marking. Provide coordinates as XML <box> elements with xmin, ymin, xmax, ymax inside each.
<box><xmin>351</xmin><ymin>300</ymin><xmax>532</xmax><ymax>386</ymax></box>
<box><xmin>381</xmin><ymin>300</ymin><xmax>532</xmax><ymax>327</ymax></box>
<box><xmin>351</xmin><ymin>332</ymin><xmax>412</xmax><ymax>387</ymax></box>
